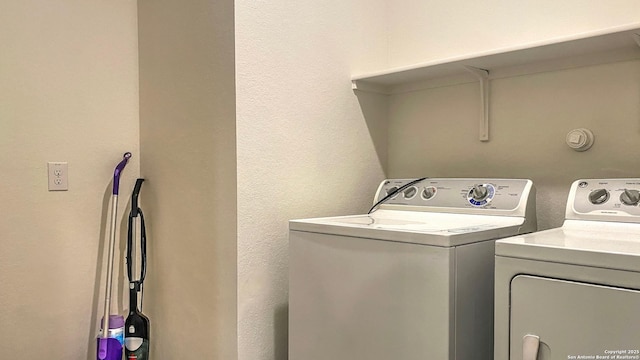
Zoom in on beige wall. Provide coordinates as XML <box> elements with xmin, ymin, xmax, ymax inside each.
<box><xmin>387</xmin><ymin>60</ymin><xmax>640</xmax><ymax>229</ymax></box>
<box><xmin>381</xmin><ymin>1</ymin><xmax>640</xmax><ymax>230</ymax></box>
<box><xmin>0</xmin><ymin>1</ymin><xmax>139</xmax><ymax>359</ymax></box>
<box><xmin>138</xmin><ymin>0</ymin><xmax>237</xmax><ymax>359</ymax></box>
<box><xmin>387</xmin><ymin>0</ymin><xmax>640</xmax><ymax>68</ymax></box>
<box><xmin>235</xmin><ymin>0</ymin><xmax>387</xmax><ymax>359</ymax></box>
<box><xmin>4</xmin><ymin>1</ymin><xmax>639</xmax><ymax>360</ymax></box>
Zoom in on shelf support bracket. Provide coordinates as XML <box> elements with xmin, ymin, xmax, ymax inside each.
<box><xmin>351</xmin><ymin>80</ymin><xmax>390</xmax><ymax>95</ymax></box>
<box><xmin>463</xmin><ymin>66</ymin><xmax>490</xmax><ymax>142</ymax></box>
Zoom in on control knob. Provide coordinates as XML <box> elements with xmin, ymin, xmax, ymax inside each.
<box><xmin>386</xmin><ymin>186</ymin><xmax>399</xmax><ymax>196</ymax></box>
<box><xmin>588</xmin><ymin>189</ymin><xmax>609</xmax><ymax>205</ymax></box>
<box><xmin>404</xmin><ymin>186</ymin><xmax>417</xmax><ymax>199</ymax></box>
<box><xmin>620</xmin><ymin>189</ymin><xmax>640</xmax><ymax>206</ymax></box>
<box><xmin>471</xmin><ymin>185</ymin><xmax>489</xmax><ymax>201</ymax></box>
<box><xmin>422</xmin><ymin>187</ymin><xmax>436</xmax><ymax>200</ymax></box>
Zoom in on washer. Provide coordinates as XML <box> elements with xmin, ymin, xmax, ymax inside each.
<box><xmin>289</xmin><ymin>178</ymin><xmax>536</xmax><ymax>360</ymax></box>
<box><xmin>495</xmin><ymin>179</ymin><xmax>640</xmax><ymax>360</ymax></box>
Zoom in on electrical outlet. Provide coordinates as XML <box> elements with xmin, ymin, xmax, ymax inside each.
<box><xmin>48</xmin><ymin>162</ymin><xmax>68</xmax><ymax>191</ymax></box>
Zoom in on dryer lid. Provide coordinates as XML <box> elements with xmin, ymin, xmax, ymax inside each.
<box><xmin>496</xmin><ymin>220</ymin><xmax>640</xmax><ymax>272</ymax></box>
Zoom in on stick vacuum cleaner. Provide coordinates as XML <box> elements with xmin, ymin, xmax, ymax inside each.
<box><xmin>98</xmin><ymin>152</ymin><xmax>131</xmax><ymax>360</ymax></box>
<box><xmin>125</xmin><ymin>178</ymin><xmax>150</xmax><ymax>359</ymax></box>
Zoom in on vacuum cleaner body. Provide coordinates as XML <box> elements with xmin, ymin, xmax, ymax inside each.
<box><xmin>125</xmin><ymin>178</ymin><xmax>150</xmax><ymax>360</ymax></box>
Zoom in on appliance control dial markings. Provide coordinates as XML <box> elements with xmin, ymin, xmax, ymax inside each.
<box><xmin>467</xmin><ymin>184</ymin><xmax>495</xmax><ymax>207</ymax></box>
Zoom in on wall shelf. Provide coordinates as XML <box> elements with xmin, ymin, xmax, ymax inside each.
<box><xmin>352</xmin><ymin>23</ymin><xmax>640</xmax><ymax>141</ymax></box>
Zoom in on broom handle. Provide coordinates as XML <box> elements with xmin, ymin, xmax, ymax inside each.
<box><xmin>101</xmin><ymin>195</ymin><xmax>119</xmax><ymax>338</ymax></box>
<box><xmin>101</xmin><ymin>153</ymin><xmax>131</xmax><ymax>338</ymax></box>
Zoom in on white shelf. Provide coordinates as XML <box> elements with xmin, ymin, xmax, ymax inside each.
<box><xmin>352</xmin><ymin>24</ymin><xmax>640</xmax><ymax>142</ymax></box>
<box><xmin>352</xmin><ymin>24</ymin><xmax>640</xmax><ymax>95</ymax></box>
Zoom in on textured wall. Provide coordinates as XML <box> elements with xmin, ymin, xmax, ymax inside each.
<box><xmin>388</xmin><ymin>60</ymin><xmax>640</xmax><ymax>229</ymax></box>
<box><xmin>387</xmin><ymin>0</ymin><xmax>640</xmax><ymax>68</ymax></box>
<box><xmin>235</xmin><ymin>1</ymin><xmax>388</xmax><ymax>359</ymax></box>
<box><xmin>138</xmin><ymin>0</ymin><xmax>237</xmax><ymax>358</ymax></box>
<box><xmin>381</xmin><ymin>1</ymin><xmax>640</xmax><ymax>230</ymax></box>
<box><xmin>5</xmin><ymin>2</ymin><xmax>637</xmax><ymax>360</ymax></box>
<box><xmin>0</xmin><ymin>1</ymin><xmax>139</xmax><ymax>359</ymax></box>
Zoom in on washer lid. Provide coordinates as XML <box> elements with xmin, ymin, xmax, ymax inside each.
<box><xmin>290</xmin><ymin>209</ymin><xmax>527</xmax><ymax>247</ymax></box>
<box><xmin>496</xmin><ymin>219</ymin><xmax>640</xmax><ymax>272</ymax></box>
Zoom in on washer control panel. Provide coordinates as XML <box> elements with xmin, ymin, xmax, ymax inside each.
<box><xmin>374</xmin><ymin>178</ymin><xmax>532</xmax><ymax>211</ymax></box>
<box><xmin>569</xmin><ymin>179</ymin><xmax>640</xmax><ymax>219</ymax></box>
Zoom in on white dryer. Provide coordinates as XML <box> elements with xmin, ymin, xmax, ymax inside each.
<box><xmin>495</xmin><ymin>179</ymin><xmax>640</xmax><ymax>360</ymax></box>
<box><xmin>289</xmin><ymin>178</ymin><xmax>536</xmax><ymax>360</ymax></box>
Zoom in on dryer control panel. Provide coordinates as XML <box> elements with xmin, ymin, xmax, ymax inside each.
<box><xmin>374</xmin><ymin>178</ymin><xmax>535</xmax><ymax>217</ymax></box>
<box><xmin>568</xmin><ymin>179</ymin><xmax>640</xmax><ymax>222</ymax></box>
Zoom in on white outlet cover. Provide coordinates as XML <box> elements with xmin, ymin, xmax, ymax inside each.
<box><xmin>48</xmin><ymin>162</ymin><xmax>68</xmax><ymax>191</ymax></box>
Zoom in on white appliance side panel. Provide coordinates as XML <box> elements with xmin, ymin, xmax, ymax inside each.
<box><xmin>454</xmin><ymin>240</ymin><xmax>496</xmax><ymax>360</ymax></box>
<box><xmin>510</xmin><ymin>275</ymin><xmax>640</xmax><ymax>360</ymax></box>
<box><xmin>289</xmin><ymin>230</ymin><xmax>455</xmax><ymax>360</ymax></box>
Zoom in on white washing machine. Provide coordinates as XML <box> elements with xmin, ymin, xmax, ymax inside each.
<box><xmin>495</xmin><ymin>178</ymin><xmax>640</xmax><ymax>360</ymax></box>
<box><xmin>289</xmin><ymin>178</ymin><xmax>537</xmax><ymax>360</ymax></box>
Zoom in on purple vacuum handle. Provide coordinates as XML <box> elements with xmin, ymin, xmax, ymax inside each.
<box><xmin>113</xmin><ymin>152</ymin><xmax>132</xmax><ymax>195</ymax></box>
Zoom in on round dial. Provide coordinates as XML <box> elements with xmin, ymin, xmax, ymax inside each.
<box><xmin>588</xmin><ymin>188</ymin><xmax>609</xmax><ymax>205</ymax></box>
<box><xmin>467</xmin><ymin>184</ymin><xmax>495</xmax><ymax>207</ymax></box>
<box><xmin>471</xmin><ymin>185</ymin><xmax>489</xmax><ymax>201</ymax></box>
<box><xmin>386</xmin><ymin>186</ymin><xmax>399</xmax><ymax>197</ymax></box>
<box><xmin>421</xmin><ymin>186</ymin><xmax>437</xmax><ymax>200</ymax></box>
<box><xmin>620</xmin><ymin>189</ymin><xmax>640</xmax><ymax>206</ymax></box>
<box><xmin>403</xmin><ymin>186</ymin><xmax>417</xmax><ymax>199</ymax></box>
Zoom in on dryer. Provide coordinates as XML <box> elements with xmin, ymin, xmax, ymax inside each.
<box><xmin>495</xmin><ymin>178</ymin><xmax>640</xmax><ymax>360</ymax></box>
<box><xmin>289</xmin><ymin>178</ymin><xmax>536</xmax><ymax>360</ymax></box>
